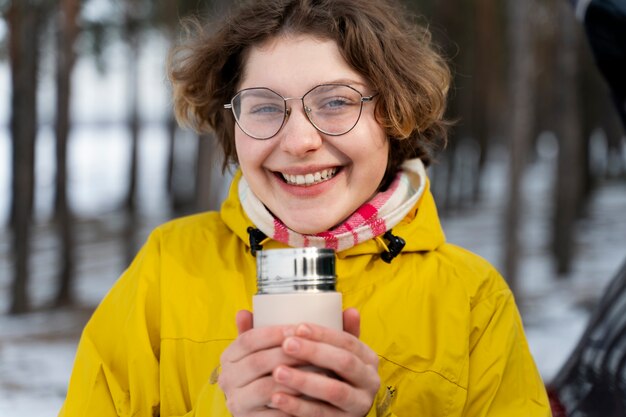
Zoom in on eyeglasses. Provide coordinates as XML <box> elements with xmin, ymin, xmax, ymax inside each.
<box><xmin>223</xmin><ymin>84</ymin><xmax>377</xmax><ymax>140</ymax></box>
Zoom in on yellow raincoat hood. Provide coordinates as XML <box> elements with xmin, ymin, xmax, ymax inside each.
<box><xmin>59</xmin><ymin>172</ymin><xmax>551</xmax><ymax>416</ymax></box>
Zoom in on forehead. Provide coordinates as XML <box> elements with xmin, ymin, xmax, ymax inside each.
<box><xmin>238</xmin><ymin>34</ymin><xmax>367</xmax><ymax>92</ymax></box>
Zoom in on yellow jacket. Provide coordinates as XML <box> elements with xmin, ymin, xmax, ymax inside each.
<box><xmin>59</xmin><ymin>173</ymin><xmax>551</xmax><ymax>416</ymax></box>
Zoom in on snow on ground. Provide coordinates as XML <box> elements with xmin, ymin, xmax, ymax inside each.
<box><xmin>0</xmin><ymin>311</ymin><xmax>89</xmax><ymax>416</ymax></box>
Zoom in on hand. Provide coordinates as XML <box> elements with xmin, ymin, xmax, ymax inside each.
<box><xmin>218</xmin><ymin>310</ymin><xmax>302</xmax><ymax>416</ymax></box>
<box><xmin>268</xmin><ymin>308</ymin><xmax>380</xmax><ymax>417</ymax></box>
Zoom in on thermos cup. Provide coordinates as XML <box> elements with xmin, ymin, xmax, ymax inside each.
<box><xmin>253</xmin><ymin>247</ymin><xmax>342</xmax><ymax>330</ymax></box>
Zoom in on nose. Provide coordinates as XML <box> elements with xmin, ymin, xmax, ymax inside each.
<box><xmin>278</xmin><ymin>105</ymin><xmax>323</xmax><ymax>157</ymax></box>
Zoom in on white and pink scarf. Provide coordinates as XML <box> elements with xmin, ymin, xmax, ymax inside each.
<box><xmin>239</xmin><ymin>158</ymin><xmax>427</xmax><ymax>252</ymax></box>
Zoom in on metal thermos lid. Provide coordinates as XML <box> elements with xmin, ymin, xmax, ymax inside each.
<box><xmin>256</xmin><ymin>248</ymin><xmax>336</xmax><ymax>294</ymax></box>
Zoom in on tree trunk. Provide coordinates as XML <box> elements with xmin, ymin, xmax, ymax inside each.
<box><xmin>54</xmin><ymin>0</ymin><xmax>80</xmax><ymax>306</ymax></box>
<box><xmin>166</xmin><ymin>114</ymin><xmax>177</xmax><ymax>205</ymax></box>
<box><xmin>123</xmin><ymin>0</ymin><xmax>142</xmax><ymax>263</ymax></box>
<box><xmin>472</xmin><ymin>0</ymin><xmax>501</xmax><ymax>202</ymax></box>
<box><xmin>124</xmin><ymin>0</ymin><xmax>140</xmax><ymax>214</ymax></box>
<box><xmin>164</xmin><ymin>0</ymin><xmax>178</xmax><ymax>209</ymax></box>
<box><xmin>504</xmin><ymin>0</ymin><xmax>536</xmax><ymax>294</ymax></box>
<box><xmin>553</xmin><ymin>2</ymin><xmax>582</xmax><ymax>276</ymax></box>
<box><xmin>431</xmin><ymin>0</ymin><xmax>463</xmax><ymax>213</ymax></box>
<box><xmin>8</xmin><ymin>0</ymin><xmax>41</xmax><ymax>314</ymax></box>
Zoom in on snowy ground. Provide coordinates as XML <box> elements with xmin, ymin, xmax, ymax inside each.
<box><xmin>1</xmin><ymin>135</ymin><xmax>625</xmax><ymax>416</ymax></box>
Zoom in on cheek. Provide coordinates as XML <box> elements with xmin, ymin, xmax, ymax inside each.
<box><xmin>234</xmin><ymin>134</ymin><xmax>255</xmax><ymax>171</ymax></box>
<box><xmin>371</xmin><ymin>127</ymin><xmax>390</xmax><ymax>169</ymax></box>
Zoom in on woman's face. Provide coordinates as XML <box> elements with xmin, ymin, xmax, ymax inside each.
<box><xmin>235</xmin><ymin>35</ymin><xmax>388</xmax><ymax>234</ymax></box>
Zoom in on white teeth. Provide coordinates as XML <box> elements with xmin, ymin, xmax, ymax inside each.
<box><xmin>281</xmin><ymin>168</ymin><xmax>338</xmax><ymax>186</ymax></box>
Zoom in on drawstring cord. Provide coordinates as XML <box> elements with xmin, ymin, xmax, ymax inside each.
<box><xmin>246</xmin><ymin>227</ymin><xmax>405</xmax><ymax>263</ymax></box>
<box><xmin>247</xmin><ymin>227</ymin><xmax>268</xmax><ymax>256</ymax></box>
<box><xmin>378</xmin><ymin>229</ymin><xmax>406</xmax><ymax>263</ymax></box>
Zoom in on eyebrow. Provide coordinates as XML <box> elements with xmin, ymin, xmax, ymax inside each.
<box><xmin>241</xmin><ymin>78</ymin><xmax>370</xmax><ymax>98</ymax></box>
<box><xmin>241</xmin><ymin>88</ymin><xmax>282</xmax><ymax>98</ymax></box>
<box><xmin>240</xmin><ymin>79</ymin><xmax>368</xmax><ymax>95</ymax></box>
<box><xmin>319</xmin><ymin>79</ymin><xmax>367</xmax><ymax>88</ymax></box>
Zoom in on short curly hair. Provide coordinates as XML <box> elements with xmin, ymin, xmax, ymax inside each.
<box><xmin>168</xmin><ymin>0</ymin><xmax>450</xmax><ymax>187</ymax></box>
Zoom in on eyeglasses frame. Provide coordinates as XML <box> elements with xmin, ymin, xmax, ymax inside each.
<box><xmin>223</xmin><ymin>83</ymin><xmax>377</xmax><ymax>140</ymax></box>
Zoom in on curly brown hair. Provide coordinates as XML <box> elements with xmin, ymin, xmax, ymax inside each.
<box><xmin>168</xmin><ymin>0</ymin><xmax>450</xmax><ymax>187</ymax></box>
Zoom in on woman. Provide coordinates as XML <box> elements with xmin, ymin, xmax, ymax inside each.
<box><xmin>59</xmin><ymin>0</ymin><xmax>551</xmax><ymax>416</ymax></box>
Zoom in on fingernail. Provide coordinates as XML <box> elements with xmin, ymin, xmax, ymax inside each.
<box><xmin>284</xmin><ymin>337</ymin><xmax>300</xmax><ymax>353</ymax></box>
<box><xmin>296</xmin><ymin>324</ymin><xmax>312</xmax><ymax>337</ymax></box>
<box><xmin>275</xmin><ymin>367</ymin><xmax>291</xmax><ymax>383</ymax></box>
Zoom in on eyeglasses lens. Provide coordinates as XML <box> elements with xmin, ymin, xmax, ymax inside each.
<box><xmin>232</xmin><ymin>88</ymin><xmax>286</xmax><ymax>140</ymax></box>
<box><xmin>304</xmin><ymin>85</ymin><xmax>363</xmax><ymax>136</ymax></box>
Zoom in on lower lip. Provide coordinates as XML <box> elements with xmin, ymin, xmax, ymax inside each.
<box><xmin>274</xmin><ymin>171</ymin><xmax>341</xmax><ymax>197</ymax></box>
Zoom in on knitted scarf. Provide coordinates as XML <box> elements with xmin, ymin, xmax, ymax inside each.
<box><xmin>239</xmin><ymin>158</ymin><xmax>427</xmax><ymax>252</ymax></box>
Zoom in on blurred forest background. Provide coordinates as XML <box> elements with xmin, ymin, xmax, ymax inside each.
<box><xmin>1</xmin><ymin>0</ymin><xmax>625</xmax><ymax>317</ymax></box>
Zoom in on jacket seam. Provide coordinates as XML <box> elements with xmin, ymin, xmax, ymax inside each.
<box><xmin>378</xmin><ymin>355</ymin><xmax>466</xmax><ymax>390</ymax></box>
<box><xmin>160</xmin><ymin>337</ymin><xmax>235</xmax><ymax>343</ymax></box>
<box><xmin>471</xmin><ymin>287</ymin><xmax>511</xmax><ymax>311</ymax></box>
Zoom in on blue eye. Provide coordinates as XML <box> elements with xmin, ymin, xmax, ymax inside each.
<box><xmin>250</xmin><ymin>104</ymin><xmax>283</xmax><ymax>115</ymax></box>
<box><xmin>316</xmin><ymin>96</ymin><xmax>357</xmax><ymax>113</ymax></box>
<box><xmin>326</xmin><ymin>98</ymin><xmax>349</xmax><ymax>108</ymax></box>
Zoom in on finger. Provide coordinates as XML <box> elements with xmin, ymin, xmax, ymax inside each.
<box><xmin>342</xmin><ymin>308</ymin><xmax>360</xmax><ymax>338</ymax></box>
<box><xmin>281</xmin><ymin>337</ymin><xmax>379</xmax><ymax>390</ymax></box>
<box><xmin>293</xmin><ymin>323</ymin><xmax>378</xmax><ymax>366</ymax></box>
<box><xmin>256</xmin><ymin>410</ymin><xmax>292</xmax><ymax>417</ymax></box>
<box><xmin>236</xmin><ymin>310</ymin><xmax>253</xmax><ymax>335</ymax></box>
<box><xmin>224</xmin><ymin>375</ymin><xmax>299</xmax><ymax>416</ymax></box>
<box><xmin>221</xmin><ymin>325</ymin><xmax>295</xmax><ymax>362</ymax></box>
<box><xmin>223</xmin><ymin>346</ymin><xmax>308</xmax><ymax>388</ymax></box>
<box><xmin>272</xmin><ymin>365</ymin><xmax>374</xmax><ymax>414</ymax></box>
<box><xmin>271</xmin><ymin>391</ymin><xmax>340</xmax><ymax>417</ymax></box>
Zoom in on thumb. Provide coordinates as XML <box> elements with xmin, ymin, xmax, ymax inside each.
<box><xmin>343</xmin><ymin>308</ymin><xmax>361</xmax><ymax>338</ymax></box>
<box><xmin>235</xmin><ymin>310</ymin><xmax>253</xmax><ymax>335</ymax></box>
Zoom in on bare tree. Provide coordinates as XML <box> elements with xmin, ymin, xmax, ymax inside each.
<box><xmin>7</xmin><ymin>0</ymin><xmax>42</xmax><ymax>314</ymax></box>
<box><xmin>553</xmin><ymin>2</ymin><xmax>583</xmax><ymax>275</ymax></box>
<box><xmin>121</xmin><ymin>0</ymin><xmax>144</xmax><ymax>264</ymax></box>
<box><xmin>54</xmin><ymin>0</ymin><xmax>80</xmax><ymax>306</ymax></box>
<box><xmin>472</xmin><ymin>0</ymin><xmax>504</xmax><ymax>201</ymax></box>
<box><xmin>162</xmin><ymin>0</ymin><xmax>179</xmax><ymax>209</ymax></box>
<box><xmin>503</xmin><ymin>0</ymin><xmax>536</xmax><ymax>293</ymax></box>
<box><xmin>123</xmin><ymin>0</ymin><xmax>142</xmax><ymax>214</ymax></box>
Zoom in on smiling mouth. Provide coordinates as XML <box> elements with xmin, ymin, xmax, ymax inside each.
<box><xmin>280</xmin><ymin>168</ymin><xmax>339</xmax><ymax>186</ymax></box>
